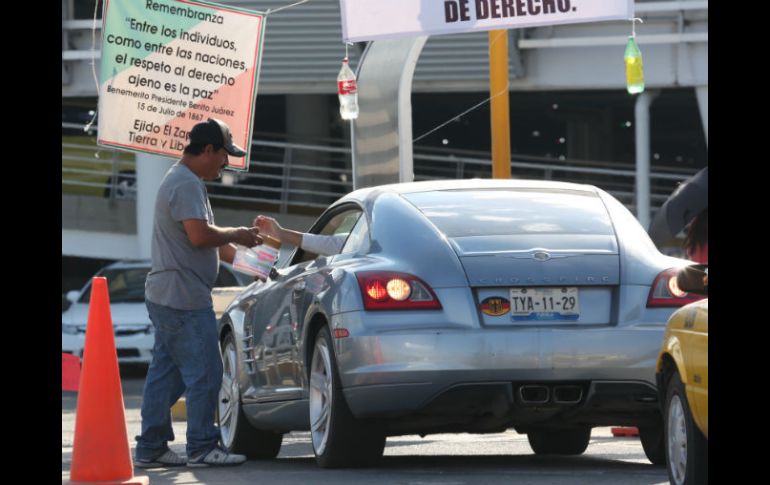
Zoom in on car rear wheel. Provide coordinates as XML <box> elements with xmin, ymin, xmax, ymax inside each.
<box><xmin>219</xmin><ymin>332</ymin><xmax>283</xmax><ymax>459</ymax></box>
<box><xmin>527</xmin><ymin>427</ymin><xmax>591</xmax><ymax>455</ymax></box>
<box><xmin>665</xmin><ymin>371</ymin><xmax>707</xmax><ymax>485</ymax></box>
<box><xmin>310</xmin><ymin>326</ymin><xmax>385</xmax><ymax>468</ymax></box>
<box><xmin>639</xmin><ymin>423</ymin><xmax>666</xmax><ymax>465</ymax></box>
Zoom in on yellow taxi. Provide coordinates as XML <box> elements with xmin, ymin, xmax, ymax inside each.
<box><xmin>655</xmin><ymin>264</ymin><xmax>708</xmax><ymax>485</ymax></box>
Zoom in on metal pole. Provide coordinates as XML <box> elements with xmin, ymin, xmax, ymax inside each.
<box><xmin>634</xmin><ymin>90</ymin><xmax>658</xmax><ymax>229</ymax></box>
<box><xmin>489</xmin><ymin>30</ymin><xmax>511</xmax><ymax>179</ymax></box>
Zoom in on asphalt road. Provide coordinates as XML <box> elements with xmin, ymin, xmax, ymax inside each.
<box><xmin>62</xmin><ymin>367</ymin><xmax>669</xmax><ymax>485</ymax></box>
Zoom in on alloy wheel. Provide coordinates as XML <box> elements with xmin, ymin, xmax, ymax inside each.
<box><xmin>218</xmin><ymin>338</ymin><xmax>240</xmax><ymax>448</ymax></box>
<box><xmin>309</xmin><ymin>336</ymin><xmax>333</xmax><ymax>455</ymax></box>
<box><xmin>667</xmin><ymin>394</ymin><xmax>688</xmax><ymax>485</ymax></box>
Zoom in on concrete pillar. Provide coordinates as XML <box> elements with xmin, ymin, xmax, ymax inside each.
<box><xmin>634</xmin><ymin>90</ymin><xmax>658</xmax><ymax>230</ymax></box>
<box><xmin>136</xmin><ymin>153</ymin><xmax>174</xmax><ymax>259</ymax></box>
<box><xmin>351</xmin><ymin>37</ymin><xmax>427</xmax><ymax>190</ymax></box>
<box><xmin>695</xmin><ymin>86</ymin><xmax>708</xmax><ymax>146</ymax></box>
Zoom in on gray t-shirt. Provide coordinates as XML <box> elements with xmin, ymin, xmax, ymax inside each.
<box><xmin>145</xmin><ymin>163</ymin><xmax>218</xmax><ymax>310</ymax></box>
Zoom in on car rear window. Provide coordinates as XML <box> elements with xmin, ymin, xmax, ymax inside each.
<box><xmin>403</xmin><ymin>189</ymin><xmax>614</xmax><ymax>237</ymax></box>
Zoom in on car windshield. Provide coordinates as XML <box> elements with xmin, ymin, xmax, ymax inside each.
<box><xmin>78</xmin><ymin>267</ymin><xmax>150</xmax><ymax>303</ymax></box>
<box><xmin>403</xmin><ymin>188</ymin><xmax>614</xmax><ymax>237</ymax></box>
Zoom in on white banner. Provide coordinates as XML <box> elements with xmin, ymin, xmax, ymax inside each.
<box><xmin>340</xmin><ymin>0</ymin><xmax>634</xmax><ymax>43</ymax></box>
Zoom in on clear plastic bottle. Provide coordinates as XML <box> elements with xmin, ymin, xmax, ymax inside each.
<box><xmin>337</xmin><ymin>57</ymin><xmax>359</xmax><ymax>120</ymax></box>
<box><xmin>624</xmin><ymin>36</ymin><xmax>645</xmax><ymax>94</ymax></box>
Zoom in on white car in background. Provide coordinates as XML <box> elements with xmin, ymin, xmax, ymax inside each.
<box><xmin>62</xmin><ymin>259</ymin><xmax>251</xmax><ymax>364</ymax></box>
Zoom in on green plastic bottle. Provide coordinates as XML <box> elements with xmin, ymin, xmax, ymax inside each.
<box><xmin>624</xmin><ymin>36</ymin><xmax>644</xmax><ymax>94</ymax></box>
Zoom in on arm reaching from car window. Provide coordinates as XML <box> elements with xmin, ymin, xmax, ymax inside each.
<box><xmin>300</xmin><ymin>233</ymin><xmax>347</xmax><ymax>257</ymax></box>
<box><xmin>255</xmin><ymin>215</ymin><xmax>345</xmax><ymax>257</ymax></box>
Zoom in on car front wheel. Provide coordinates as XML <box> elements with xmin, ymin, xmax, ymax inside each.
<box><xmin>665</xmin><ymin>371</ymin><xmax>707</xmax><ymax>485</ymax></box>
<box><xmin>309</xmin><ymin>326</ymin><xmax>385</xmax><ymax>468</ymax></box>
<box><xmin>219</xmin><ymin>332</ymin><xmax>283</xmax><ymax>459</ymax></box>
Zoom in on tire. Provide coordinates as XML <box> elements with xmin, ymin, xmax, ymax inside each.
<box><xmin>219</xmin><ymin>332</ymin><xmax>283</xmax><ymax>459</ymax></box>
<box><xmin>527</xmin><ymin>427</ymin><xmax>591</xmax><ymax>455</ymax></box>
<box><xmin>639</xmin><ymin>423</ymin><xmax>666</xmax><ymax>466</ymax></box>
<box><xmin>665</xmin><ymin>371</ymin><xmax>708</xmax><ymax>485</ymax></box>
<box><xmin>310</xmin><ymin>326</ymin><xmax>385</xmax><ymax>468</ymax></box>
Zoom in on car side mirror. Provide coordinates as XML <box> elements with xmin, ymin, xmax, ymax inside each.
<box><xmin>676</xmin><ymin>264</ymin><xmax>708</xmax><ymax>296</ymax></box>
<box><xmin>66</xmin><ymin>290</ymin><xmax>80</xmax><ymax>303</ymax></box>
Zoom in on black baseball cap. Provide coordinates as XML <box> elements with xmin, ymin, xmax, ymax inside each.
<box><xmin>189</xmin><ymin>118</ymin><xmax>247</xmax><ymax>157</ymax></box>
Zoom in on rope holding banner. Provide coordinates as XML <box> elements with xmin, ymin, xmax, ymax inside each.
<box><xmin>265</xmin><ymin>0</ymin><xmax>310</xmax><ymax>16</ymax></box>
<box><xmin>413</xmin><ymin>91</ymin><xmax>506</xmax><ymax>143</ymax></box>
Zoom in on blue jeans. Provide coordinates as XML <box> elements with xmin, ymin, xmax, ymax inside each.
<box><xmin>135</xmin><ymin>300</ymin><xmax>223</xmax><ymax>460</ymax></box>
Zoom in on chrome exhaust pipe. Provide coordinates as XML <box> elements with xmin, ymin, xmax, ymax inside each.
<box><xmin>553</xmin><ymin>385</ymin><xmax>583</xmax><ymax>404</ymax></box>
<box><xmin>518</xmin><ymin>385</ymin><xmax>550</xmax><ymax>404</ymax></box>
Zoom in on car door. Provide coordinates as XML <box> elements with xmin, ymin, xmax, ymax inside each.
<box><xmin>247</xmin><ymin>205</ymin><xmax>363</xmax><ymax>402</ymax></box>
<box><xmin>685</xmin><ymin>300</ymin><xmax>708</xmax><ymax>436</ymax></box>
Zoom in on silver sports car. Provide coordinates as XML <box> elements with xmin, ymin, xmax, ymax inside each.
<box><xmin>216</xmin><ymin>179</ymin><xmax>701</xmax><ymax>468</ymax></box>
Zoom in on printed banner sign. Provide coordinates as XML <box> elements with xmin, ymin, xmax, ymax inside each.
<box><xmin>98</xmin><ymin>0</ymin><xmax>266</xmax><ymax>170</ymax></box>
<box><xmin>340</xmin><ymin>0</ymin><xmax>634</xmax><ymax>43</ymax></box>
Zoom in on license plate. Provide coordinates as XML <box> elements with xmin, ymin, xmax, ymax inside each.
<box><xmin>509</xmin><ymin>287</ymin><xmax>580</xmax><ymax>321</ymax></box>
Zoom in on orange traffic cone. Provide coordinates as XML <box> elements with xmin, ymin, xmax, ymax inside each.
<box><xmin>65</xmin><ymin>277</ymin><xmax>149</xmax><ymax>485</ymax></box>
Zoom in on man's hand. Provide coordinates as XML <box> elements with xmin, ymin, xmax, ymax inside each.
<box><xmin>232</xmin><ymin>226</ymin><xmax>262</xmax><ymax>247</ymax></box>
<box><xmin>183</xmin><ymin>219</ymin><xmax>263</xmax><ymax>248</ymax></box>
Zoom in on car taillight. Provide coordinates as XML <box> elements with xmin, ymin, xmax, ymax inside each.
<box><xmin>646</xmin><ymin>268</ymin><xmax>705</xmax><ymax>308</ymax></box>
<box><xmin>356</xmin><ymin>272</ymin><xmax>442</xmax><ymax>310</ymax></box>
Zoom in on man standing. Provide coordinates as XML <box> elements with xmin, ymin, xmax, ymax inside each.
<box><xmin>135</xmin><ymin>118</ymin><xmax>260</xmax><ymax>468</ymax></box>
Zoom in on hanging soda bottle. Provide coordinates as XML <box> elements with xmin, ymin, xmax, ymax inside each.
<box><xmin>337</xmin><ymin>57</ymin><xmax>359</xmax><ymax>120</ymax></box>
<box><xmin>624</xmin><ymin>36</ymin><xmax>644</xmax><ymax>94</ymax></box>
